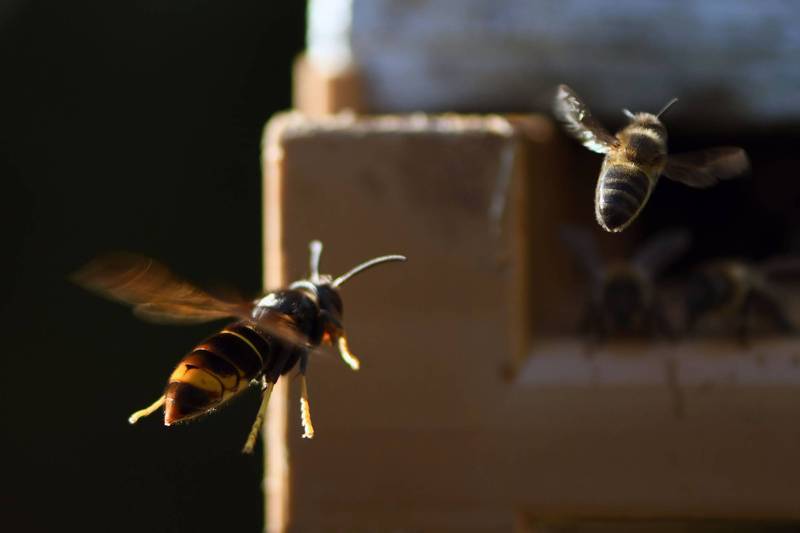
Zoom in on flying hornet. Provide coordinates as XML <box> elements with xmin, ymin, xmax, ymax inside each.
<box><xmin>73</xmin><ymin>241</ymin><xmax>406</xmax><ymax>453</ymax></box>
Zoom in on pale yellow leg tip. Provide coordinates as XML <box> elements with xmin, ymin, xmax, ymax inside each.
<box><xmin>338</xmin><ymin>337</ymin><xmax>361</xmax><ymax>371</ymax></box>
<box><xmin>300</xmin><ymin>396</ymin><xmax>315</xmax><ymax>439</ymax></box>
<box><xmin>240</xmin><ymin>382</ymin><xmax>274</xmax><ymax>454</ymax></box>
<box><xmin>128</xmin><ymin>395</ymin><xmax>165</xmax><ymax>425</ymax></box>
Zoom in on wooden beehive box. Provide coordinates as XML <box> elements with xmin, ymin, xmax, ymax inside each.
<box><xmin>261</xmin><ymin>110</ymin><xmax>800</xmax><ymax>532</ymax></box>
<box><xmin>261</xmin><ymin>2</ymin><xmax>800</xmax><ymax>530</ymax></box>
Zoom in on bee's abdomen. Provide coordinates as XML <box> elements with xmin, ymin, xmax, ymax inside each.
<box><xmin>596</xmin><ymin>164</ymin><xmax>652</xmax><ymax>232</ymax></box>
<box><xmin>164</xmin><ymin>322</ymin><xmax>271</xmax><ymax>425</ymax></box>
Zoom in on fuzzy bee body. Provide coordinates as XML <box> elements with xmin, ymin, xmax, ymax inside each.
<box><xmin>596</xmin><ymin>119</ymin><xmax>667</xmax><ymax>231</ymax></box>
<box><xmin>73</xmin><ymin>242</ymin><xmax>405</xmax><ymax>452</ymax></box>
<box><xmin>590</xmin><ymin>262</ymin><xmax>655</xmax><ymax>334</ymax></box>
<box><xmin>554</xmin><ymin>85</ymin><xmax>749</xmax><ymax>233</ymax></box>
<box><xmin>685</xmin><ymin>259</ymin><xmax>797</xmax><ymax>343</ymax></box>
<box><xmin>561</xmin><ymin>227</ymin><xmax>690</xmax><ymax>344</ymax></box>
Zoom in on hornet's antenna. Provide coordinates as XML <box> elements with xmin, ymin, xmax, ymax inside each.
<box><xmin>309</xmin><ymin>240</ymin><xmax>323</xmax><ymax>283</ymax></box>
<box><xmin>332</xmin><ymin>254</ymin><xmax>406</xmax><ymax>288</ymax></box>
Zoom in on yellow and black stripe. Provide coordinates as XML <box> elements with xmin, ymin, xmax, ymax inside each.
<box><xmin>164</xmin><ymin>322</ymin><xmax>275</xmax><ymax>425</ymax></box>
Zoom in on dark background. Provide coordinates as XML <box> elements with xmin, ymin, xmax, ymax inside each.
<box><xmin>0</xmin><ymin>2</ymin><xmax>304</xmax><ymax>532</ymax></box>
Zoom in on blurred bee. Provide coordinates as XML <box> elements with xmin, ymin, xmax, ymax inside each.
<box><xmin>685</xmin><ymin>257</ymin><xmax>800</xmax><ymax>344</ymax></box>
<box><xmin>73</xmin><ymin>241</ymin><xmax>406</xmax><ymax>453</ymax></box>
<box><xmin>554</xmin><ymin>84</ymin><xmax>750</xmax><ymax>233</ymax></box>
<box><xmin>561</xmin><ymin>226</ymin><xmax>691</xmax><ymax>346</ymax></box>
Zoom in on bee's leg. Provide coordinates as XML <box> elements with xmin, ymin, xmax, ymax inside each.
<box><xmin>684</xmin><ymin>307</ymin><xmax>700</xmax><ymax>337</ymax></box>
<box><xmin>753</xmin><ymin>290</ymin><xmax>796</xmax><ymax>335</ymax></box>
<box><xmin>736</xmin><ymin>293</ymin><xmax>755</xmax><ymax>347</ymax></box>
<box><xmin>299</xmin><ymin>352</ymin><xmax>315</xmax><ymax>439</ymax></box>
<box><xmin>128</xmin><ymin>395</ymin><xmax>166</xmax><ymax>425</ymax></box>
<box><xmin>578</xmin><ymin>303</ymin><xmax>604</xmax><ymax>355</ymax></box>
<box><xmin>242</xmin><ymin>378</ymin><xmax>275</xmax><ymax>454</ymax></box>
<box><xmin>660</xmin><ymin>348</ymin><xmax>685</xmax><ymax>418</ymax></box>
<box><xmin>649</xmin><ymin>298</ymin><xmax>676</xmax><ymax>340</ymax></box>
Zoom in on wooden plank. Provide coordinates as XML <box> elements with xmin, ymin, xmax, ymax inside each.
<box><xmin>262</xmin><ymin>111</ymin><xmax>800</xmax><ymax>531</ymax></box>
<box><xmin>293</xmin><ymin>53</ymin><xmax>366</xmax><ymax>116</ymax></box>
<box><xmin>263</xmin><ymin>111</ymin><xmax>535</xmax><ymax>531</ymax></box>
<box><xmin>262</xmin><ymin>117</ymin><xmax>290</xmax><ymax>533</ymax></box>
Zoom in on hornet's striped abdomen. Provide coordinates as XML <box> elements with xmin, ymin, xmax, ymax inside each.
<box><xmin>164</xmin><ymin>322</ymin><xmax>273</xmax><ymax>425</ymax></box>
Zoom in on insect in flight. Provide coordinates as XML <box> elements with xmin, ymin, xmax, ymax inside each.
<box><xmin>553</xmin><ymin>84</ymin><xmax>750</xmax><ymax>233</ymax></box>
<box><xmin>72</xmin><ymin>241</ymin><xmax>406</xmax><ymax>453</ymax></box>
<box><xmin>561</xmin><ymin>226</ymin><xmax>690</xmax><ymax>347</ymax></box>
<box><xmin>685</xmin><ymin>257</ymin><xmax>800</xmax><ymax>345</ymax></box>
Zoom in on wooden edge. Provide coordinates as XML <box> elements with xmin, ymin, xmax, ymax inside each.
<box><xmin>259</xmin><ymin>111</ymin><xmax>556</xmax><ymax>530</ymax></box>
<box><xmin>263</xmin><ymin>109</ymin><xmax>554</xmax><ymax>377</ymax></box>
<box><xmin>261</xmin><ymin>118</ymin><xmax>290</xmax><ymax>533</ymax></box>
<box><xmin>292</xmin><ymin>53</ymin><xmax>367</xmax><ymax>116</ymax></box>
<box><xmin>517</xmin><ymin>511</ymin><xmax>800</xmax><ymax>530</ymax></box>
<box><xmin>263</xmin><ymin>109</ymin><xmax>552</xmax><ymax>137</ymax></box>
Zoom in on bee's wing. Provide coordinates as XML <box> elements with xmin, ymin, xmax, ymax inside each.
<box><xmin>632</xmin><ymin>229</ymin><xmax>691</xmax><ymax>276</ymax></box>
<box><xmin>663</xmin><ymin>147</ymin><xmax>750</xmax><ymax>188</ymax></box>
<box><xmin>559</xmin><ymin>226</ymin><xmax>604</xmax><ymax>281</ymax></box>
<box><xmin>553</xmin><ymin>84</ymin><xmax>618</xmax><ymax>154</ymax></box>
<box><xmin>758</xmin><ymin>255</ymin><xmax>800</xmax><ymax>281</ymax></box>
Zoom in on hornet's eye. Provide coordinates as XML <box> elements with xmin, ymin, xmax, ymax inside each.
<box><xmin>316</xmin><ymin>285</ymin><xmax>343</xmax><ymax>317</ymax></box>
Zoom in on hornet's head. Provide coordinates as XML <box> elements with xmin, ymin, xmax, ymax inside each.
<box><xmin>289</xmin><ymin>240</ymin><xmax>406</xmax><ymax>348</ymax></box>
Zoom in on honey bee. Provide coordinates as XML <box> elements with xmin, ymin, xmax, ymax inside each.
<box><xmin>685</xmin><ymin>257</ymin><xmax>800</xmax><ymax>344</ymax></box>
<box><xmin>554</xmin><ymin>84</ymin><xmax>750</xmax><ymax>233</ymax></box>
<box><xmin>73</xmin><ymin>241</ymin><xmax>406</xmax><ymax>453</ymax></box>
<box><xmin>561</xmin><ymin>226</ymin><xmax>691</xmax><ymax>346</ymax></box>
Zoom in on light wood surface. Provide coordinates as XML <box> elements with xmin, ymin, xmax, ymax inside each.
<box><xmin>262</xmin><ymin>111</ymin><xmax>800</xmax><ymax>531</ymax></box>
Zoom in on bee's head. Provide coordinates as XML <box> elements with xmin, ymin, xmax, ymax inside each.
<box><xmin>291</xmin><ymin>240</ymin><xmax>406</xmax><ymax>341</ymax></box>
<box><xmin>623</xmin><ymin>97</ymin><xmax>678</xmax><ymax>124</ymax></box>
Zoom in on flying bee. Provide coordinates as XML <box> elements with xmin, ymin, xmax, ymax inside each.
<box><xmin>72</xmin><ymin>241</ymin><xmax>406</xmax><ymax>453</ymax></box>
<box><xmin>553</xmin><ymin>84</ymin><xmax>750</xmax><ymax>233</ymax></box>
<box><xmin>561</xmin><ymin>226</ymin><xmax>691</xmax><ymax>346</ymax></box>
<box><xmin>685</xmin><ymin>257</ymin><xmax>800</xmax><ymax>344</ymax></box>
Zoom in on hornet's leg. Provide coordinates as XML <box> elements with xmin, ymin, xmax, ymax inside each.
<box><xmin>128</xmin><ymin>395</ymin><xmax>166</xmax><ymax>425</ymax></box>
<box><xmin>242</xmin><ymin>378</ymin><xmax>275</xmax><ymax>454</ymax></box>
<box><xmin>337</xmin><ymin>336</ymin><xmax>361</xmax><ymax>371</ymax></box>
<box><xmin>299</xmin><ymin>352</ymin><xmax>315</xmax><ymax>439</ymax></box>
<box><xmin>321</xmin><ymin>310</ymin><xmax>361</xmax><ymax>371</ymax></box>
